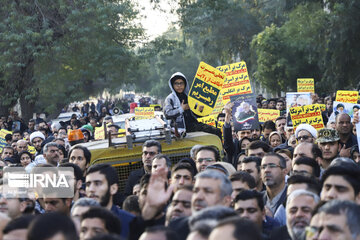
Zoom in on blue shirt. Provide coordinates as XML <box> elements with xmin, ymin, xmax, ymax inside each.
<box><xmin>111</xmin><ymin>205</ymin><xmax>135</xmax><ymax>239</ymax></box>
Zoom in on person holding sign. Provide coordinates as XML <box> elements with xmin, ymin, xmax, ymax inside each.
<box><xmin>164</xmin><ymin>72</ymin><xmax>222</xmax><ymax>139</ymax></box>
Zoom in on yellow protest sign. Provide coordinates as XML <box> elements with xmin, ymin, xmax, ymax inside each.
<box><xmin>210</xmin><ymin>92</ymin><xmax>224</xmax><ymax>116</ymax></box>
<box><xmin>188</xmin><ymin>62</ymin><xmax>225</xmax><ymax>116</ymax></box>
<box><xmin>94</xmin><ymin>126</ymin><xmax>105</xmax><ymax>140</ymax></box>
<box><xmin>217</xmin><ymin>120</ymin><xmax>224</xmax><ymax>129</ymax></box>
<box><xmin>216</xmin><ymin>121</ymin><xmax>224</xmax><ymax>137</ymax></box>
<box><xmin>0</xmin><ymin>129</ymin><xmax>12</xmax><ymax>152</ymax></box>
<box><xmin>336</xmin><ymin>90</ymin><xmax>359</xmax><ymax>103</ymax></box>
<box><xmin>197</xmin><ymin>115</ymin><xmax>216</xmax><ymax>127</ymax></box>
<box><xmin>198</xmin><ymin>115</ymin><xmax>224</xmax><ymax>138</ymax></box>
<box><xmin>290</xmin><ymin>104</ymin><xmax>324</xmax><ymax>130</ymax></box>
<box><xmin>135</xmin><ymin>107</ymin><xmax>155</xmax><ymax>119</ymax></box>
<box><xmin>94</xmin><ymin>122</ymin><xmax>115</xmax><ymax>140</ymax></box>
<box><xmin>217</xmin><ymin>61</ymin><xmax>252</xmax><ymax>103</ymax></box>
<box><xmin>258</xmin><ymin>109</ymin><xmax>280</xmax><ymax>123</ymax></box>
<box><xmin>297</xmin><ymin>78</ymin><xmax>314</xmax><ymax>93</ymax></box>
<box><xmin>150</xmin><ymin>104</ymin><xmax>161</xmax><ymax>110</ymax></box>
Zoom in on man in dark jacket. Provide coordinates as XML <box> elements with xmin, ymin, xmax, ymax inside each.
<box><xmin>124</xmin><ymin>140</ymin><xmax>162</xmax><ymax>197</ymax></box>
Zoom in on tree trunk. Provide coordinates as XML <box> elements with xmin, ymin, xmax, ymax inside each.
<box><xmin>20</xmin><ymin>96</ymin><xmax>35</xmax><ymax>122</ymax></box>
<box><xmin>0</xmin><ymin>106</ymin><xmax>10</xmax><ymax>118</ymax></box>
<box><xmin>18</xmin><ymin>55</ymin><xmax>36</xmax><ymax>122</ymax></box>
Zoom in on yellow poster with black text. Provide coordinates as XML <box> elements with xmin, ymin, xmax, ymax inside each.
<box><xmin>217</xmin><ymin>61</ymin><xmax>252</xmax><ymax>103</ymax></box>
<box><xmin>198</xmin><ymin>115</ymin><xmax>225</xmax><ymax>138</ymax></box>
<box><xmin>198</xmin><ymin>115</ymin><xmax>216</xmax><ymax>127</ymax></box>
<box><xmin>94</xmin><ymin>126</ymin><xmax>105</xmax><ymax>140</ymax></box>
<box><xmin>28</xmin><ymin>146</ymin><xmax>36</xmax><ymax>155</ymax></box>
<box><xmin>336</xmin><ymin>90</ymin><xmax>359</xmax><ymax>103</ymax></box>
<box><xmin>290</xmin><ymin>104</ymin><xmax>324</xmax><ymax>130</ymax></box>
<box><xmin>319</xmin><ymin>104</ymin><xmax>326</xmax><ymax>112</ymax></box>
<box><xmin>297</xmin><ymin>78</ymin><xmax>314</xmax><ymax>93</ymax></box>
<box><xmin>94</xmin><ymin>123</ymin><xmax>112</xmax><ymax>140</ymax></box>
<box><xmin>258</xmin><ymin>109</ymin><xmax>280</xmax><ymax>123</ymax></box>
<box><xmin>210</xmin><ymin>92</ymin><xmax>224</xmax><ymax>116</ymax></box>
<box><xmin>188</xmin><ymin>62</ymin><xmax>225</xmax><ymax>116</ymax></box>
<box><xmin>135</xmin><ymin>107</ymin><xmax>155</xmax><ymax>120</ymax></box>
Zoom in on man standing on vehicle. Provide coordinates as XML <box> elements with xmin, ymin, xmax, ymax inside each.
<box><xmin>124</xmin><ymin>140</ymin><xmax>162</xmax><ymax>197</ymax></box>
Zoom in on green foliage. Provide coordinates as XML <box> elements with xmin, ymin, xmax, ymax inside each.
<box><xmin>320</xmin><ymin>0</ymin><xmax>360</xmax><ymax>91</ymax></box>
<box><xmin>133</xmin><ymin>30</ymin><xmax>200</xmax><ymax>98</ymax></box>
<box><xmin>251</xmin><ymin>3</ymin><xmax>326</xmax><ymax>94</ymax></box>
<box><xmin>0</xmin><ymin>0</ymin><xmax>143</xmax><ymax>117</ymax></box>
<box><xmin>1</xmin><ymin>0</ymin><xmax>359</xmax><ymax>117</ymax></box>
<box><xmin>128</xmin><ymin>0</ymin><xmax>360</xmax><ymax>99</ymax></box>
<box><xmin>251</xmin><ymin>1</ymin><xmax>360</xmax><ymax>95</ymax></box>
<box><xmin>177</xmin><ymin>0</ymin><xmax>261</xmax><ymax>65</ymax></box>
<box><xmin>251</xmin><ymin>24</ymin><xmax>289</xmax><ymax>95</ymax></box>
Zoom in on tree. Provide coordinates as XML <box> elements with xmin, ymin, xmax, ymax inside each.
<box><xmin>133</xmin><ymin>29</ymin><xmax>200</xmax><ymax>98</ymax></box>
<box><xmin>251</xmin><ymin>3</ymin><xmax>327</xmax><ymax>95</ymax></box>
<box><xmin>320</xmin><ymin>0</ymin><xmax>360</xmax><ymax>91</ymax></box>
<box><xmin>0</xmin><ymin>0</ymin><xmax>143</xmax><ymax>119</ymax></box>
<box><xmin>251</xmin><ymin>24</ymin><xmax>291</xmax><ymax>95</ymax></box>
<box><xmin>177</xmin><ymin>0</ymin><xmax>261</xmax><ymax>66</ymax></box>
<box><xmin>251</xmin><ymin>1</ymin><xmax>360</xmax><ymax>95</ymax></box>
<box><xmin>237</xmin><ymin>0</ymin><xmax>324</xmax><ymax>28</ymax></box>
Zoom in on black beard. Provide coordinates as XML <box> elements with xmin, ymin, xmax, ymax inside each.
<box><xmin>99</xmin><ymin>189</ymin><xmax>111</xmax><ymax>207</ymax></box>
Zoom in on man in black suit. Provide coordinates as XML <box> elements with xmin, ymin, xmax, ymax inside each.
<box><xmin>124</xmin><ymin>140</ymin><xmax>162</xmax><ymax>197</ymax></box>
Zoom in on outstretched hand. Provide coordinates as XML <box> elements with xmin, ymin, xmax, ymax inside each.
<box><xmin>224</xmin><ymin>102</ymin><xmax>234</xmax><ymax>123</ymax></box>
<box><xmin>146</xmin><ymin>168</ymin><xmax>173</xmax><ymax>207</ymax></box>
<box><xmin>142</xmin><ymin>168</ymin><xmax>174</xmax><ymax>220</ymax></box>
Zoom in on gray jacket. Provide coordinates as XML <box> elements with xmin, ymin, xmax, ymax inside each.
<box><xmin>164</xmin><ymin>72</ymin><xmax>190</xmax><ymax>129</ymax></box>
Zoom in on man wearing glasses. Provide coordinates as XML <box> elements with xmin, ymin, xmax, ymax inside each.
<box><xmin>124</xmin><ymin>140</ymin><xmax>162</xmax><ymax>198</ymax></box>
<box><xmin>194</xmin><ymin>145</ymin><xmax>220</xmax><ymax>172</ymax></box>
<box><xmin>261</xmin><ymin>153</ymin><xmax>287</xmax><ymax>218</ymax></box>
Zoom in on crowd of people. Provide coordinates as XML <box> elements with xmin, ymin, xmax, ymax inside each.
<box><xmin>0</xmin><ymin>72</ymin><xmax>359</xmax><ymax>240</ymax></box>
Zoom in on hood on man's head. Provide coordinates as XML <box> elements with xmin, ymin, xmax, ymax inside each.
<box><xmin>168</xmin><ymin>72</ymin><xmax>190</xmax><ymax>94</ymax></box>
<box><xmin>170</xmin><ymin>75</ymin><xmax>186</xmax><ymax>87</ymax></box>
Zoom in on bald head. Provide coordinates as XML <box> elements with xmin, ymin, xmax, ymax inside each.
<box><xmin>16</xmin><ymin>140</ymin><xmax>28</xmax><ymax>153</ymax></box>
<box><xmin>335</xmin><ymin>113</ymin><xmax>351</xmax><ymax>122</ymax></box>
<box><xmin>335</xmin><ymin>113</ymin><xmax>351</xmax><ymax>135</ymax></box>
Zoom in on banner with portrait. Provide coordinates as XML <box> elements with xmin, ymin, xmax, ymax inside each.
<box><xmin>230</xmin><ymin>93</ymin><xmax>259</xmax><ymax>131</ymax></box>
